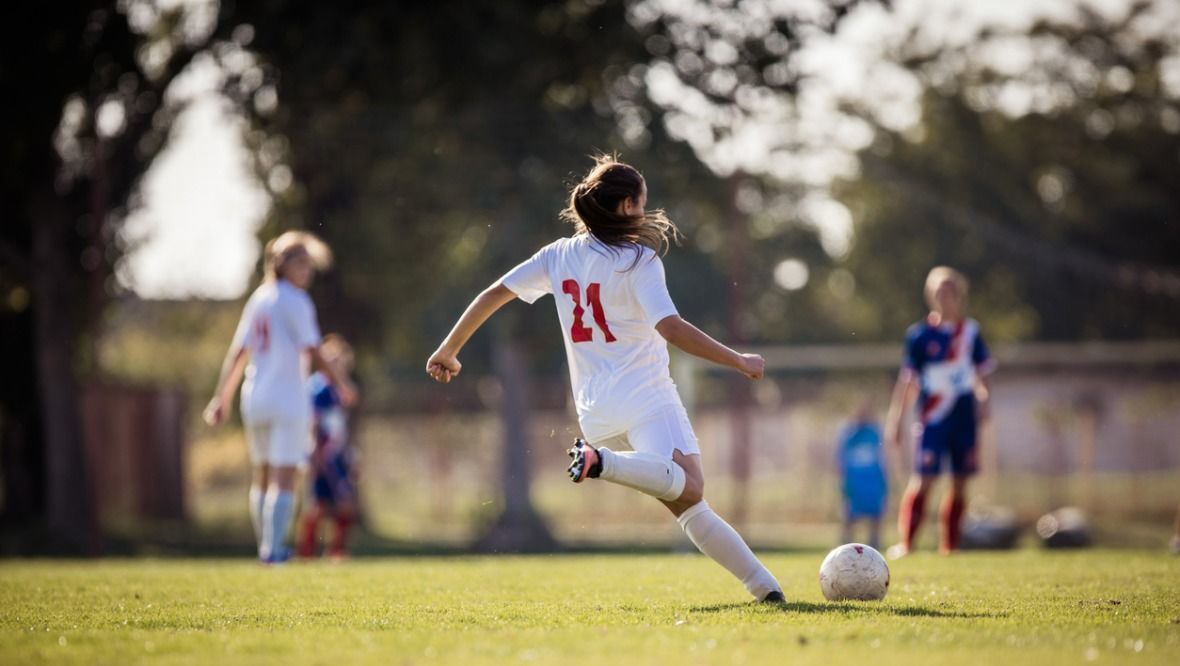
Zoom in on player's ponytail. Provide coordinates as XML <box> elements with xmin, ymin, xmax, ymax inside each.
<box><xmin>560</xmin><ymin>155</ymin><xmax>679</xmax><ymax>267</ymax></box>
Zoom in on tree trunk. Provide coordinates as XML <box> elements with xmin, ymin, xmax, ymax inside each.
<box><xmin>472</xmin><ymin>323</ymin><xmax>557</xmax><ymax>553</ymax></box>
<box><xmin>0</xmin><ymin>310</ymin><xmax>45</xmax><ymax>528</ymax></box>
<box><xmin>31</xmin><ymin>199</ymin><xmax>98</xmax><ymax>554</ymax></box>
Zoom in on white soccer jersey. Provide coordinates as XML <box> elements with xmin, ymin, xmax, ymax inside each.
<box><xmin>500</xmin><ymin>234</ymin><xmax>682</xmax><ymax>442</ymax></box>
<box><xmin>231</xmin><ymin>279</ymin><xmax>322</xmax><ymax>424</ymax></box>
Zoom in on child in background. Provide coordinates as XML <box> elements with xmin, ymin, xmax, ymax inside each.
<box><xmin>204</xmin><ymin>231</ymin><xmax>356</xmax><ymax>564</ymax></box>
<box><xmin>837</xmin><ymin>400</ymin><xmax>887</xmax><ymax>550</ymax></box>
<box><xmin>298</xmin><ymin>334</ymin><xmax>359</xmax><ymax>559</ymax></box>
<box><xmin>885</xmin><ymin>266</ymin><xmax>993</xmax><ymax>558</ymax></box>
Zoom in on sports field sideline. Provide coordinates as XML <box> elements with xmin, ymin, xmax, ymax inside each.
<box><xmin>2</xmin><ymin>549</ymin><xmax>1177</xmax><ymax>665</ymax></box>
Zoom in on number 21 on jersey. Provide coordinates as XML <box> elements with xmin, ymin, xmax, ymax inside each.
<box><xmin>561</xmin><ymin>279</ymin><xmax>616</xmax><ymax>343</ymax></box>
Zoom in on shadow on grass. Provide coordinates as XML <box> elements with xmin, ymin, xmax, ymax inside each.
<box><xmin>691</xmin><ymin>600</ymin><xmax>1003</xmax><ymax>619</ymax></box>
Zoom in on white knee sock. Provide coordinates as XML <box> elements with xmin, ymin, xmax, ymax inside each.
<box><xmin>677</xmin><ymin>501</ymin><xmax>782</xmax><ymax>600</ymax></box>
<box><xmin>261</xmin><ymin>488</ymin><xmax>295</xmax><ymax>559</ymax></box>
<box><xmin>597</xmin><ymin>447</ymin><xmax>686</xmax><ymax>501</ymax></box>
<box><xmin>249</xmin><ymin>485</ymin><xmax>265</xmax><ymax>550</ymax></box>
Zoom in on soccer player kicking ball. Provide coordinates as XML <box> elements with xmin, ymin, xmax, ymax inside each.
<box><xmin>885</xmin><ymin>266</ymin><xmax>994</xmax><ymax>558</ymax></box>
<box><xmin>426</xmin><ymin>155</ymin><xmax>785</xmax><ymax>603</ymax></box>
<box><xmin>205</xmin><ymin>232</ymin><xmax>357</xmax><ymax>564</ymax></box>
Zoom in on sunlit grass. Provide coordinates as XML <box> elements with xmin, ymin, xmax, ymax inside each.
<box><xmin>2</xmin><ymin>550</ymin><xmax>1178</xmax><ymax>665</ymax></box>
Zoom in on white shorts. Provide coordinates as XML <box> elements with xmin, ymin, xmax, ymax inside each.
<box><xmin>591</xmin><ymin>404</ymin><xmax>701</xmax><ymax>459</ymax></box>
<box><xmin>245</xmin><ymin>419</ymin><xmax>312</xmax><ymax>467</ymax></box>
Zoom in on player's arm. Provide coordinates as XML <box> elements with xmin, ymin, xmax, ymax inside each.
<box><xmin>427</xmin><ymin>282</ymin><xmax>518</xmax><ymax>383</ymax></box>
<box><xmin>654</xmin><ymin>315</ymin><xmax>763</xmax><ymax>380</ymax></box>
<box><xmin>974</xmin><ymin>374</ymin><xmax>991</xmax><ymax>422</ymax></box>
<box><xmin>884</xmin><ymin>370</ymin><xmax>918</xmax><ymax>449</ymax></box>
<box><xmin>204</xmin><ymin>345</ymin><xmax>248</xmax><ymax>426</ymax></box>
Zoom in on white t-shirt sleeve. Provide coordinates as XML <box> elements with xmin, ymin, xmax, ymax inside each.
<box><xmin>499</xmin><ymin>244</ymin><xmax>553</xmax><ymax>304</ymax></box>
<box><xmin>632</xmin><ymin>254</ymin><xmax>679</xmax><ymax>325</ymax></box>
<box><xmin>230</xmin><ymin>297</ymin><xmax>255</xmax><ymax>351</ymax></box>
<box><xmin>287</xmin><ymin>293</ymin><xmax>322</xmax><ymax>349</ymax></box>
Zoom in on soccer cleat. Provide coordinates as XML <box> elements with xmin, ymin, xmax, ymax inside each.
<box><xmin>566</xmin><ymin>438</ymin><xmax>602</xmax><ymax>483</ymax></box>
<box><xmin>761</xmin><ymin>590</ymin><xmax>787</xmax><ymax>603</ymax></box>
<box><xmin>260</xmin><ymin>548</ymin><xmax>292</xmax><ymax>566</ymax></box>
<box><xmin>885</xmin><ymin>543</ymin><xmax>910</xmax><ymax>560</ymax></box>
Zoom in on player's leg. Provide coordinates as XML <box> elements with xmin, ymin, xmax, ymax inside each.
<box><xmin>326</xmin><ymin>455</ymin><xmax>357</xmax><ymax>559</ymax></box>
<box><xmin>622</xmin><ymin>406</ymin><xmax>781</xmax><ymax>601</ymax></box>
<box><xmin>939</xmin><ymin>475</ymin><xmax>968</xmax><ymax>554</ymax></box>
<box><xmin>941</xmin><ymin>403</ymin><xmax>977</xmax><ymax>554</ymax></box>
<box><xmin>261</xmin><ymin>464</ymin><xmax>299</xmax><ymax>562</ymax></box>
<box><xmin>328</xmin><ymin>499</ymin><xmax>356</xmax><ymax>559</ymax></box>
<box><xmin>250</xmin><ymin>465</ymin><xmax>269</xmax><ymax>552</ymax></box>
<box><xmin>664</xmin><ymin>450</ymin><xmax>783</xmax><ymax>602</ymax></box>
<box><xmin>893</xmin><ymin>420</ymin><xmax>943</xmax><ymax>557</ymax></box>
<box><xmin>895</xmin><ymin>474</ymin><xmax>935</xmax><ymax>557</ymax></box>
<box><xmin>840</xmin><ymin>501</ymin><xmax>854</xmax><ymax>546</ymax></box>
<box><xmin>867</xmin><ymin>514</ymin><xmax>882</xmax><ymax>551</ymax></box>
<box><xmin>571</xmin><ymin>437</ymin><xmax>685</xmax><ymax>501</ymax></box>
<box><xmin>259</xmin><ymin>420</ymin><xmax>310</xmax><ymax>563</ymax></box>
<box><xmin>245</xmin><ymin>423</ymin><xmax>271</xmax><ymax>555</ymax></box>
<box><xmin>297</xmin><ymin>499</ymin><xmax>323</xmax><ymax>558</ymax></box>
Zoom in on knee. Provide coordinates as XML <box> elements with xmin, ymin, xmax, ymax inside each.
<box><xmin>678</xmin><ymin>474</ymin><xmax>704</xmax><ymax>505</ymax></box>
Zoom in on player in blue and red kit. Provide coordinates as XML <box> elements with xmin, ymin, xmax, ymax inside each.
<box><xmin>297</xmin><ymin>335</ymin><xmax>359</xmax><ymax>559</ymax></box>
<box><xmin>885</xmin><ymin>267</ymin><xmax>995</xmax><ymax>557</ymax></box>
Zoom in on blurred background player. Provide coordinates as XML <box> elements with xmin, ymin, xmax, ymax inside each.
<box><xmin>836</xmin><ymin>399</ymin><xmax>887</xmax><ymax>550</ymax></box>
<box><xmin>885</xmin><ymin>266</ymin><xmax>994</xmax><ymax>558</ymax></box>
<box><xmin>298</xmin><ymin>334</ymin><xmax>359</xmax><ymax>560</ymax></box>
<box><xmin>204</xmin><ymin>231</ymin><xmax>356</xmax><ymax>564</ymax></box>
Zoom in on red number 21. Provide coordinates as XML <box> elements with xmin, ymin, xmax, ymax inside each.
<box><xmin>561</xmin><ymin>279</ymin><xmax>616</xmax><ymax>343</ymax></box>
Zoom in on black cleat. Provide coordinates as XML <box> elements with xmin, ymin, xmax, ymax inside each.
<box><xmin>566</xmin><ymin>438</ymin><xmax>602</xmax><ymax>483</ymax></box>
<box><xmin>761</xmin><ymin>590</ymin><xmax>787</xmax><ymax>603</ymax></box>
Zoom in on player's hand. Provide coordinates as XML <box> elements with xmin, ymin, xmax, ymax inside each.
<box><xmin>426</xmin><ymin>349</ymin><xmax>461</xmax><ymax>384</ymax></box>
<box><xmin>203</xmin><ymin>397</ymin><xmax>226</xmax><ymax>426</ymax></box>
<box><xmin>737</xmin><ymin>353</ymin><xmax>764</xmax><ymax>380</ymax></box>
<box><xmin>337</xmin><ymin>380</ymin><xmax>359</xmax><ymax>408</ymax></box>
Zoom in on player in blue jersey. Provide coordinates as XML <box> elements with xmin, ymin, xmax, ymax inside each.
<box><xmin>885</xmin><ymin>266</ymin><xmax>994</xmax><ymax>557</ymax></box>
<box><xmin>297</xmin><ymin>334</ymin><xmax>358</xmax><ymax>559</ymax></box>
<box><xmin>836</xmin><ymin>400</ymin><xmax>887</xmax><ymax>550</ymax></box>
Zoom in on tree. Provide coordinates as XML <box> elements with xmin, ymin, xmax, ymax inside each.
<box><xmin>208</xmin><ymin>0</ymin><xmax>707</xmax><ymax>550</ymax></box>
<box><xmin>835</xmin><ymin>1</ymin><xmax>1180</xmax><ymax>341</ymax></box>
<box><xmin>0</xmin><ymin>2</ymin><xmax>225</xmax><ymax>550</ymax></box>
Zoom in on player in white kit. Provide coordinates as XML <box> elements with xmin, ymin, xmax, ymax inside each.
<box><xmin>205</xmin><ymin>231</ymin><xmax>356</xmax><ymax>563</ymax></box>
<box><xmin>426</xmin><ymin>156</ymin><xmax>784</xmax><ymax>602</ymax></box>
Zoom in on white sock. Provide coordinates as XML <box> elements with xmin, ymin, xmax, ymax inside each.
<box><xmin>249</xmin><ymin>485</ymin><xmax>265</xmax><ymax>550</ymax></box>
<box><xmin>677</xmin><ymin>501</ymin><xmax>782</xmax><ymax>600</ymax></box>
<box><xmin>597</xmin><ymin>447</ymin><xmax>686</xmax><ymax>501</ymax></box>
<box><xmin>261</xmin><ymin>488</ymin><xmax>295</xmax><ymax>559</ymax></box>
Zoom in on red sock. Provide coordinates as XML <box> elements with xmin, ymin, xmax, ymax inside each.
<box><xmin>298</xmin><ymin>506</ymin><xmax>322</xmax><ymax>558</ymax></box>
<box><xmin>940</xmin><ymin>495</ymin><xmax>966</xmax><ymax>552</ymax></box>
<box><xmin>329</xmin><ymin>513</ymin><xmax>352</xmax><ymax>557</ymax></box>
<box><xmin>898</xmin><ymin>487</ymin><xmax>927</xmax><ymax>551</ymax></box>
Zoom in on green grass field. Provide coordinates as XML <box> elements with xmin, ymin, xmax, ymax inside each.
<box><xmin>3</xmin><ymin>550</ymin><xmax>1178</xmax><ymax>665</ymax></box>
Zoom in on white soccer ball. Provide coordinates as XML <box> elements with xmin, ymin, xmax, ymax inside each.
<box><xmin>818</xmin><ymin>543</ymin><xmax>890</xmax><ymax>601</ymax></box>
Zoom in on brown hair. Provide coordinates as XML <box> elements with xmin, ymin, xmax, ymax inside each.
<box><xmin>559</xmin><ymin>155</ymin><xmax>679</xmax><ymax>266</ymax></box>
<box><xmin>264</xmin><ymin>231</ymin><xmax>333</xmax><ymax>281</ymax></box>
